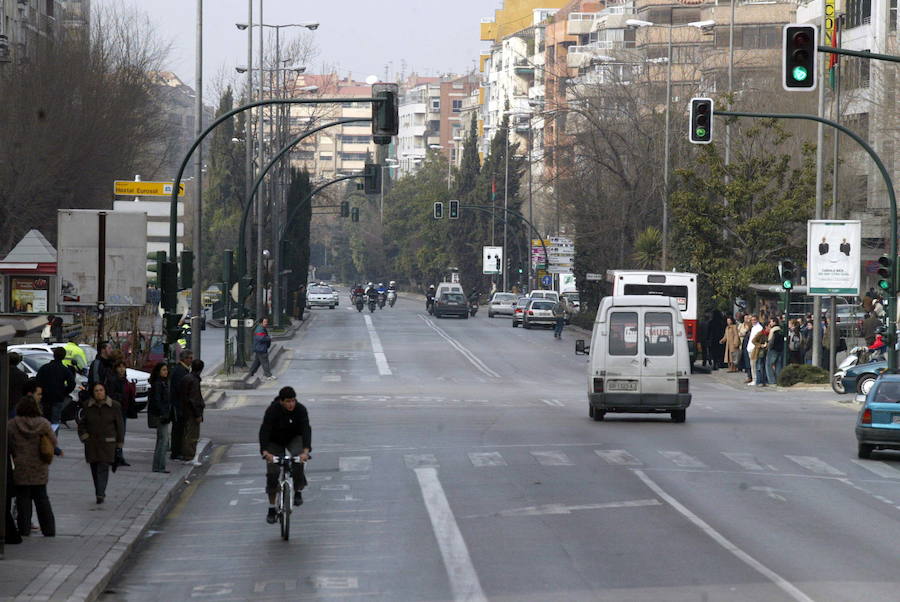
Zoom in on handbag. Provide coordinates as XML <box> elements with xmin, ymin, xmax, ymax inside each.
<box><xmin>39</xmin><ymin>434</ymin><xmax>55</xmax><ymax>464</ymax></box>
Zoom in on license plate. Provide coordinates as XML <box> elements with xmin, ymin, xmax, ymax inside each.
<box><xmin>607</xmin><ymin>380</ymin><xmax>637</xmax><ymax>392</ymax></box>
<box><xmin>893</xmin><ymin>416</ymin><xmax>900</xmax><ymax>424</ymax></box>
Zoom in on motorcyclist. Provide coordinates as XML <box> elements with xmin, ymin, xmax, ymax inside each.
<box><xmin>352</xmin><ymin>283</ymin><xmax>365</xmax><ymax>302</ymax></box>
<box><xmin>366</xmin><ymin>284</ymin><xmax>379</xmax><ymax>302</ymax></box>
<box><xmin>388</xmin><ymin>281</ymin><xmax>397</xmax><ymax>292</ymax></box>
<box><xmin>425</xmin><ymin>285</ymin><xmax>436</xmax><ymax>311</ymax></box>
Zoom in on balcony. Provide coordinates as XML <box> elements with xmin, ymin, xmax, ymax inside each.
<box><xmin>567</xmin><ymin>13</ymin><xmax>596</xmax><ymax>35</ymax></box>
<box><xmin>514</xmin><ymin>58</ymin><xmax>535</xmax><ymax>75</ymax></box>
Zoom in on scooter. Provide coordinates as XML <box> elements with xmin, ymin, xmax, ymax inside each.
<box><xmin>368</xmin><ymin>298</ymin><xmax>377</xmax><ymax>313</ymax></box>
<box><xmin>387</xmin><ymin>290</ymin><xmax>397</xmax><ymax>307</ymax></box>
<box><xmin>378</xmin><ymin>292</ymin><xmax>386</xmax><ymax>309</ymax></box>
<box><xmin>426</xmin><ymin>297</ymin><xmax>435</xmax><ymax>315</ymax></box>
<box><xmin>355</xmin><ymin>297</ymin><xmax>364</xmax><ymax>312</ymax></box>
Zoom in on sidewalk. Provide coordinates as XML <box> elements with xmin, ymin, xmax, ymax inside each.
<box><xmin>0</xmin><ymin>421</ymin><xmax>210</xmax><ymax>601</ymax></box>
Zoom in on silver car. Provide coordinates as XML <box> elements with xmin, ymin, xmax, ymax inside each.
<box><xmin>522</xmin><ymin>299</ymin><xmax>557</xmax><ymax>329</ymax></box>
<box><xmin>488</xmin><ymin>292</ymin><xmax>518</xmax><ymax>318</ymax></box>
<box><xmin>307</xmin><ymin>285</ymin><xmax>336</xmax><ymax>309</ymax></box>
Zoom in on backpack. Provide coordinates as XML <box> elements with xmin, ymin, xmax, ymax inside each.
<box><xmin>788</xmin><ymin>331</ymin><xmax>801</xmax><ymax>351</ymax></box>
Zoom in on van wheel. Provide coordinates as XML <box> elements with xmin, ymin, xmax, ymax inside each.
<box><xmin>858</xmin><ymin>443</ymin><xmax>874</xmax><ymax>459</ymax></box>
<box><xmin>671</xmin><ymin>410</ymin><xmax>686</xmax><ymax>423</ymax></box>
<box><xmin>590</xmin><ymin>406</ymin><xmax>605</xmax><ymax>421</ymax></box>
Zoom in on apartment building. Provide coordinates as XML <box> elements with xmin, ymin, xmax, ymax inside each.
<box><xmin>1</xmin><ymin>0</ymin><xmax>64</xmax><ymax>62</ymax></box>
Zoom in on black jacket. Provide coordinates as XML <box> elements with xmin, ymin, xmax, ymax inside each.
<box><xmin>259</xmin><ymin>400</ymin><xmax>311</xmax><ymax>454</ymax></box>
<box><xmin>178</xmin><ymin>372</ymin><xmax>204</xmax><ymax>419</ymax></box>
<box><xmin>169</xmin><ymin>361</ymin><xmax>191</xmax><ymax>420</ymax></box>
<box><xmin>87</xmin><ymin>356</ymin><xmax>114</xmax><ymax>393</ymax></box>
<box><xmin>36</xmin><ymin>359</ymin><xmax>75</xmax><ymax>405</ymax></box>
<box><xmin>7</xmin><ymin>367</ymin><xmax>28</xmax><ymax>419</ymax></box>
<box><xmin>147</xmin><ymin>378</ymin><xmax>172</xmax><ymax>422</ymax></box>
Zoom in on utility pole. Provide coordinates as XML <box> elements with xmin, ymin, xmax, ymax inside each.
<box><xmin>812</xmin><ymin>2</ymin><xmax>826</xmax><ymax>370</ymax></box>
<box><xmin>236</xmin><ymin>0</ymin><xmax>253</xmax><ymax>367</ymax></box>
<box><xmin>255</xmin><ymin>0</ymin><xmax>265</xmax><ymax>321</ymax></box>
<box><xmin>503</xmin><ymin>124</ymin><xmax>509</xmax><ymax>292</ymax></box>
<box><xmin>661</xmin><ymin>23</ymin><xmax>673</xmax><ymax>271</ymax></box>
<box><xmin>191</xmin><ymin>0</ymin><xmax>203</xmax><ymax>359</ymax></box>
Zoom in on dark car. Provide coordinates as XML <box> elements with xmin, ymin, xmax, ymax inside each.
<box><xmin>856</xmin><ymin>374</ymin><xmax>900</xmax><ymax>459</ymax></box>
<box><xmin>433</xmin><ymin>293</ymin><xmax>469</xmax><ymax>319</ymax></box>
<box><xmin>842</xmin><ymin>358</ymin><xmax>887</xmax><ymax>396</ymax></box>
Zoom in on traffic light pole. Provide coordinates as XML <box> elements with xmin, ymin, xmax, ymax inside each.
<box><xmin>715</xmin><ymin>109</ymin><xmax>897</xmax><ymax>374</ymax></box>
<box><xmin>233</xmin><ymin>118</ymin><xmax>371</xmax><ymax>365</ymax></box>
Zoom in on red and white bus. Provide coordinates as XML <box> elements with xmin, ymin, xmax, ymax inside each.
<box><xmin>607</xmin><ymin>270</ymin><xmax>699</xmax><ymax>358</ymax></box>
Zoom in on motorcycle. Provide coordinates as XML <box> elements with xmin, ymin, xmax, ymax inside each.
<box><xmin>469</xmin><ymin>300</ymin><xmax>478</xmax><ymax>317</ymax></box>
<box><xmin>368</xmin><ymin>298</ymin><xmax>377</xmax><ymax>313</ymax></box>
<box><xmin>387</xmin><ymin>290</ymin><xmax>397</xmax><ymax>307</ymax></box>
<box><xmin>378</xmin><ymin>292</ymin><xmax>386</xmax><ymax>309</ymax></box>
<box><xmin>832</xmin><ymin>345</ymin><xmax>882</xmax><ymax>394</ymax></box>
<box><xmin>426</xmin><ymin>296</ymin><xmax>435</xmax><ymax>315</ymax></box>
<box><xmin>355</xmin><ymin>296</ymin><xmax>364</xmax><ymax>312</ymax></box>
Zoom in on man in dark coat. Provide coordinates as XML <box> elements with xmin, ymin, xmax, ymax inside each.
<box><xmin>259</xmin><ymin>386</ymin><xmax>310</xmax><ymax>524</ymax></box>
<box><xmin>169</xmin><ymin>350</ymin><xmax>193</xmax><ymax>461</ymax></box>
<box><xmin>7</xmin><ymin>353</ymin><xmax>28</xmax><ymax>419</ymax></box>
<box><xmin>862</xmin><ymin>313</ymin><xmax>882</xmax><ymax>347</ymax></box>
<box><xmin>178</xmin><ymin>359</ymin><xmax>205</xmax><ymax>463</ymax></box>
<box><xmin>36</xmin><ymin>347</ymin><xmax>75</xmax><ymax>426</ymax></box>
<box><xmin>87</xmin><ymin>342</ymin><xmax>115</xmax><ymax>394</ymax></box>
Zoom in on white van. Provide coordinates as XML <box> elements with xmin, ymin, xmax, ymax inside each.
<box><xmin>529</xmin><ymin>290</ymin><xmax>560</xmax><ymax>304</ymax></box>
<box><xmin>575</xmin><ymin>295</ymin><xmax>691</xmax><ymax>422</ymax></box>
<box><xmin>435</xmin><ymin>282</ymin><xmax>465</xmax><ymax>299</ymax></box>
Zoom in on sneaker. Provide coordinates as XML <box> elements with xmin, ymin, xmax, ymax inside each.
<box><xmin>293</xmin><ymin>492</ymin><xmax>303</xmax><ymax>506</ymax></box>
<box><xmin>746</xmin><ymin>382</ymin><xmax>756</xmax><ymax>386</ymax></box>
<box><xmin>266</xmin><ymin>508</ymin><xmax>277</xmax><ymax>524</ymax></box>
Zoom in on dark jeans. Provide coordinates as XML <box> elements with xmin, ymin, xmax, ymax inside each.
<box><xmin>153</xmin><ymin>421</ymin><xmax>171</xmax><ymax>471</ymax></box>
<box><xmin>16</xmin><ymin>484</ymin><xmax>55</xmax><ymax>536</ymax></box>
<box><xmin>90</xmin><ymin>462</ymin><xmax>110</xmax><ymax>498</ymax></box>
<box><xmin>249</xmin><ymin>352</ymin><xmax>272</xmax><ymax>377</ymax></box>
<box><xmin>170</xmin><ymin>416</ymin><xmax>184</xmax><ymax>460</ymax></box>
<box><xmin>182</xmin><ymin>418</ymin><xmax>201</xmax><ymax>460</ymax></box>
<box><xmin>265</xmin><ymin>436</ymin><xmax>307</xmax><ymax>495</ymax></box>
<box><xmin>743</xmin><ymin>349</ymin><xmax>752</xmax><ymax>379</ymax></box>
<box><xmin>553</xmin><ymin>317</ymin><xmax>565</xmax><ymax>338</ymax></box>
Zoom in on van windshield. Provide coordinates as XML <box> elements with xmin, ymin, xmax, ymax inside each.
<box><xmin>609</xmin><ymin>312</ymin><xmax>638</xmax><ymax>356</ymax></box>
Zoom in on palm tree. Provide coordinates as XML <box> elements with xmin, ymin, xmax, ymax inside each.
<box><xmin>632</xmin><ymin>227</ymin><xmax>662</xmax><ymax>269</ymax></box>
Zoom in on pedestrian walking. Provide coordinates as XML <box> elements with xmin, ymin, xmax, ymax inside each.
<box><xmin>87</xmin><ymin>342</ymin><xmax>115</xmax><ymax>394</ymax></box>
<box><xmin>719</xmin><ymin>316</ymin><xmax>741</xmax><ymax>372</ymax></box>
<box><xmin>249</xmin><ymin>318</ymin><xmax>274</xmax><ymax>379</ymax></box>
<box><xmin>147</xmin><ymin>362</ymin><xmax>173</xmax><ymax>473</ymax></box>
<box><xmin>169</xmin><ymin>350</ymin><xmax>193</xmax><ymax>461</ymax></box>
<box><xmin>766</xmin><ymin>318</ymin><xmax>784</xmax><ymax>385</ymax></box>
<box><xmin>698</xmin><ymin>313</ymin><xmax>711</xmax><ymax>368</ymax></box>
<box><xmin>35</xmin><ymin>347</ymin><xmax>75</xmax><ymax>427</ymax></box>
<box><xmin>552</xmin><ymin>302</ymin><xmax>566</xmax><ymax>339</ymax></box>
<box><xmin>50</xmin><ymin>315</ymin><xmax>64</xmax><ymax>343</ymax></box>
<box><xmin>78</xmin><ymin>383</ymin><xmax>124</xmax><ymax>504</ymax></box>
<box><xmin>179</xmin><ymin>359</ymin><xmax>205</xmax><ymax>464</ymax></box>
<box><xmin>7</xmin><ymin>396</ymin><xmax>58</xmax><ymax>537</ymax></box>
<box><xmin>41</xmin><ymin>316</ymin><xmax>54</xmax><ymax>343</ymax></box>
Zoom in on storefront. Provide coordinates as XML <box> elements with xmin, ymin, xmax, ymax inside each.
<box><xmin>0</xmin><ymin>229</ymin><xmax>58</xmax><ymax>314</ymax></box>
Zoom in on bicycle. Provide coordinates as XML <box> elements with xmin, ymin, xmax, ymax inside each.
<box><xmin>269</xmin><ymin>452</ymin><xmax>307</xmax><ymax>540</ymax></box>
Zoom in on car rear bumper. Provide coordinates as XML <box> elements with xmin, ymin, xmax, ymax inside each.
<box><xmin>525</xmin><ymin>317</ymin><xmax>555</xmax><ymax>326</ymax></box>
<box><xmin>307</xmin><ymin>299</ymin><xmax>333</xmax><ymax>306</ymax></box>
<box><xmin>589</xmin><ymin>392</ymin><xmax>692</xmax><ymax>411</ymax></box>
<box><xmin>856</xmin><ymin>425</ymin><xmax>900</xmax><ymax>446</ymax></box>
<box><xmin>435</xmin><ymin>307</ymin><xmax>468</xmax><ymax>317</ymax></box>
<box><xmin>490</xmin><ymin>306</ymin><xmax>514</xmax><ymax>315</ymax></box>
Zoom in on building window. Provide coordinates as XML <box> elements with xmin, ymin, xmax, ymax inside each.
<box><xmin>340</xmin><ymin>152</ymin><xmax>369</xmax><ymax>162</ymax></box>
<box><xmin>891</xmin><ymin>0</ymin><xmax>898</xmax><ymax>31</ymax></box>
<box><xmin>452</xmin><ymin>99</ymin><xmax>463</xmax><ymax>113</ymax></box>
<box><xmin>431</xmin><ymin>98</ymin><xmax>440</xmax><ymax>110</ymax></box>
<box><xmin>846</xmin><ymin>0</ymin><xmax>872</xmax><ymax>28</ymax></box>
<box><xmin>319</xmin><ymin>154</ymin><xmax>333</xmax><ymax>161</ymax></box>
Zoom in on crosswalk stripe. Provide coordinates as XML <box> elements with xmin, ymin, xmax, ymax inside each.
<box><xmin>722</xmin><ymin>452</ymin><xmax>773</xmax><ymax>472</ymax></box>
<box><xmin>405</xmin><ymin>454</ymin><xmax>439</xmax><ymax>469</ymax></box>
<box><xmin>785</xmin><ymin>455</ymin><xmax>845</xmax><ymax>476</ymax></box>
<box><xmin>530</xmin><ymin>451</ymin><xmax>573</xmax><ymax>466</ymax></box>
<box><xmin>659</xmin><ymin>451</ymin><xmax>707</xmax><ymax>469</ymax></box>
<box><xmin>468</xmin><ymin>452</ymin><xmax>507</xmax><ymax>467</ymax></box>
<box><xmin>339</xmin><ymin>456</ymin><xmax>372</xmax><ymax>472</ymax></box>
<box><xmin>594</xmin><ymin>449</ymin><xmax>643</xmax><ymax>466</ymax></box>
<box><xmin>851</xmin><ymin>459</ymin><xmax>900</xmax><ymax>479</ymax></box>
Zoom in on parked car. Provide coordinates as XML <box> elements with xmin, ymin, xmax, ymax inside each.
<box><xmin>856</xmin><ymin>374</ymin><xmax>900</xmax><ymax>458</ymax></box>
<box><xmin>522</xmin><ymin>299</ymin><xmax>557</xmax><ymax>329</ymax></box>
<box><xmin>13</xmin><ymin>349</ymin><xmax>85</xmax><ymax>405</ymax></box>
<box><xmin>307</xmin><ymin>285</ymin><xmax>337</xmax><ymax>309</ymax></box>
<box><xmin>511</xmin><ymin>296</ymin><xmax>530</xmax><ymax>328</ymax></box>
<box><xmin>488</xmin><ymin>292</ymin><xmax>517</xmax><ymax>318</ymax></box>
<box><xmin>109</xmin><ymin>331</ymin><xmax>175</xmax><ymax>373</ymax></box>
<box><xmin>433</xmin><ymin>292</ymin><xmax>469</xmax><ymax>319</ymax></box>
<box><xmin>841</xmin><ymin>358</ymin><xmax>887</xmax><ymax>396</ymax></box>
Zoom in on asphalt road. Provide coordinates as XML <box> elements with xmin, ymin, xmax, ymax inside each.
<box><xmin>104</xmin><ymin>296</ymin><xmax>900</xmax><ymax>601</ymax></box>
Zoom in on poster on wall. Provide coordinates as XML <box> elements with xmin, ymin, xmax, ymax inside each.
<box><xmin>10</xmin><ymin>277</ymin><xmax>49</xmax><ymax>312</ymax></box>
<box><xmin>806</xmin><ymin>220</ymin><xmax>861</xmax><ymax>296</ymax></box>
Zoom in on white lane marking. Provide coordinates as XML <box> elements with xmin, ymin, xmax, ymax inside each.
<box><xmin>363</xmin><ymin>314</ymin><xmax>392</xmax><ymax>376</ymax></box>
<box><xmin>530</xmin><ymin>451</ymin><xmax>573</xmax><ymax>466</ymax></box>
<box><xmin>468</xmin><ymin>452</ymin><xmax>507</xmax><ymax>467</ymax></box>
<box><xmin>414</xmin><ymin>468</ymin><xmax>487</xmax><ymax>602</ymax></box>
<box><xmin>321</xmin><ymin>374</ymin><xmax>342</xmax><ymax>382</ymax></box>
<box><xmin>498</xmin><ymin>499</ymin><xmax>661</xmax><ymax>517</ymax></box>
<box><xmin>206</xmin><ymin>462</ymin><xmax>242</xmax><ymax>476</ymax></box>
<box><xmin>419</xmin><ymin>315</ymin><xmax>501</xmax><ymax>379</ymax></box>
<box><xmin>722</xmin><ymin>452</ymin><xmax>775</xmax><ymax>472</ymax></box>
<box><xmin>339</xmin><ymin>456</ymin><xmax>372</xmax><ymax>472</ymax></box>
<box><xmin>405</xmin><ymin>454</ymin><xmax>439</xmax><ymax>469</ymax></box>
<box><xmin>749</xmin><ymin>486</ymin><xmax>788</xmax><ymax>502</ymax></box>
<box><xmin>540</xmin><ymin>398</ymin><xmax>565</xmax><ymax>407</ymax></box>
<box><xmin>225</xmin><ymin>479</ymin><xmax>255</xmax><ymax>485</ymax></box>
<box><xmin>229</xmin><ymin>499</ymin><xmax>238</xmax><ymax>506</ymax></box>
<box><xmin>633</xmin><ymin>470</ymin><xmax>815</xmax><ymax>602</ymax></box>
<box><xmin>785</xmin><ymin>455</ymin><xmax>845</xmax><ymax>476</ymax></box>
<box><xmin>594</xmin><ymin>449</ymin><xmax>643</xmax><ymax>466</ymax></box>
<box><xmin>238</xmin><ymin>487</ymin><xmax>266</xmax><ymax>495</ymax></box>
<box><xmin>659</xmin><ymin>451</ymin><xmax>707</xmax><ymax>469</ymax></box>
<box><xmin>851</xmin><ymin>459</ymin><xmax>900</xmax><ymax>479</ymax></box>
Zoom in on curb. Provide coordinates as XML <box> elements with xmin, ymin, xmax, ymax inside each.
<box><xmin>69</xmin><ymin>438</ymin><xmax>212</xmax><ymax>602</ymax></box>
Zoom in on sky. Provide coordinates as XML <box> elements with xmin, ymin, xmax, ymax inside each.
<box><xmin>99</xmin><ymin>0</ymin><xmax>496</xmax><ymax>95</ymax></box>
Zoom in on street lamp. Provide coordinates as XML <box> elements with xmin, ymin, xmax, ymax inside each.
<box><xmin>625</xmin><ymin>18</ymin><xmax>715</xmax><ymax>271</ymax></box>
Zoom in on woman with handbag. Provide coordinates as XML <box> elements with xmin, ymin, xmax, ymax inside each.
<box><xmin>78</xmin><ymin>383</ymin><xmax>124</xmax><ymax>504</ymax></box>
<box><xmin>147</xmin><ymin>363</ymin><xmax>173</xmax><ymax>473</ymax></box>
<box><xmin>7</xmin><ymin>396</ymin><xmax>58</xmax><ymax>536</ymax></box>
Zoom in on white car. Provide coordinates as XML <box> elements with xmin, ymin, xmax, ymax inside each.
<box><xmin>330</xmin><ymin>287</ymin><xmax>340</xmax><ymax>306</ymax></box>
<box><xmin>307</xmin><ymin>285</ymin><xmax>337</xmax><ymax>309</ymax></box>
<box><xmin>488</xmin><ymin>292</ymin><xmax>518</xmax><ymax>318</ymax></box>
<box><xmin>13</xmin><ymin>349</ymin><xmax>85</xmax><ymax>404</ymax></box>
<box><xmin>10</xmin><ymin>343</ymin><xmax>151</xmax><ymax>405</ymax></box>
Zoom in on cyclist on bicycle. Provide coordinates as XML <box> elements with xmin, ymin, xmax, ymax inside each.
<box><xmin>259</xmin><ymin>386</ymin><xmax>311</xmax><ymax>524</ymax></box>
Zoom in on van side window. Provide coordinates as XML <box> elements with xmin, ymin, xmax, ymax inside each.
<box><xmin>645</xmin><ymin>312</ymin><xmax>674</xmax><ymax>356</ymax></box>
<box><xmin>609</xmin><ymin>312</ymin><xmax>638</xmax><ymax>356</ymax></box>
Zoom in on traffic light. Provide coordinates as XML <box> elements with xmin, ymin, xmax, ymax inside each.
<box><xmin>160</xmin><ymin>260</ymin><xmax>178</xmax><ymax>312</ymax></box>
<box><xmin>340</xmin><ymin>201</ymin><xmax>350</xmax><ymax>218</ymax></box>
<box><xmin>495</xmin><ymin>256</ymin><xmax>501</xmax><ymax>272</ymax></box>
<box><xmin>164</xmin><ymin>311</ymin><xmax>181</xmax><ymax>346</ymax></box>
<box><xmin>878</xmin><ymin>255</ymin><xmax>893</xmax><ymax>292</ymax></box>
<box><xmin>351</xmin><ymin>207</ymin><xmax>360</xmax><ymax>222</ymax></box>
<box><xmin>238</xmin><ymin>275</ymin><xmax>253</xmax><ymax>302</ymax></box>
<box><xmin>448</xmin><ymin>200</ymin><xmax>459</xmax><ymax>219</ymax></box>
<box><xmin>179</xmin><ymin>250</ymin><xmax>193</xmax><ymax>290</ymax></box>
<box><xmin>371</xmin><ymin>83</ymin><xmax>399</xmax><ymax>145</ymax></box>
<box><xmin>364</xmin><ymin>163</ymin><xmax>381</xmax><ymax>195</ymax></box>
<box><xmin>783</xmin><ymin>24</ymin><xmax>817</xmax><ymax>91</ymax></box>
<box><xmin>689</xmin><ymin>98</ymin><xmax>713</xmax><ymax>144</ymax></box>
<box><xmin>779</xmin><ymin>259</ymin><xmax>795</xmax><ymax>290</ymax></box>
<box><xmin>433</xmin><ymin>202</ymin><xmax>443</xmax><ymax>219</ymax></box>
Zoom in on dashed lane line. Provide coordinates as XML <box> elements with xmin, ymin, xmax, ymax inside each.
<box><xmin>363</xmin><ymin>314</ymin><xmax>392</xmax><ymax>376</ymax></box>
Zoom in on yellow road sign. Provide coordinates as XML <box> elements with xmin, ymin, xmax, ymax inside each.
<box><xmin>114</xmin><ymin>181</ymin><xmax>185</xmax><ymax>197</ymax></box>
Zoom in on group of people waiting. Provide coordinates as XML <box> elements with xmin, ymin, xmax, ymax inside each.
<box><xmin>4</xmin><ymin>341</ymin><xmax>205</xmax><ymax>545</ymax></box>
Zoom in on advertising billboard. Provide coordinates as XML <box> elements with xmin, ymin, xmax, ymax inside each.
<box><xmin>483</xmin><ymin>246</ymin><xmax>503</xmax><ymax>275</ymax></box>
<box><xmin>806</xmin><ymin>220</ymin><xmax>861</xmax><ymax>296</ymax></box>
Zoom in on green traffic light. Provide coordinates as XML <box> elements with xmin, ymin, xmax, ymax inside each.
<box><xmin>695</xmin><ymin>127</ymin><xmax>707</xmax><ymax>138</ymax></box>
<box><xmin>783</xmin><ymin>280</ymin><xmax>793</xmax><ymax>290</ymax></box>
<box><xmin>879</xmin><ymin>279</ymin><xmax>891</xmax><ymax>290</ymax></box>
<box><xmin>792</xmin><ymin>66</ymin><xmax>808</xmax><ymax>82</ymax></box>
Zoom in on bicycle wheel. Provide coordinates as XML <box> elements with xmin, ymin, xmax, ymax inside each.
<box><xmin>280</xmin><ymin>480</ymin><xmax>292</xmax><ymax>540</ymax></box>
